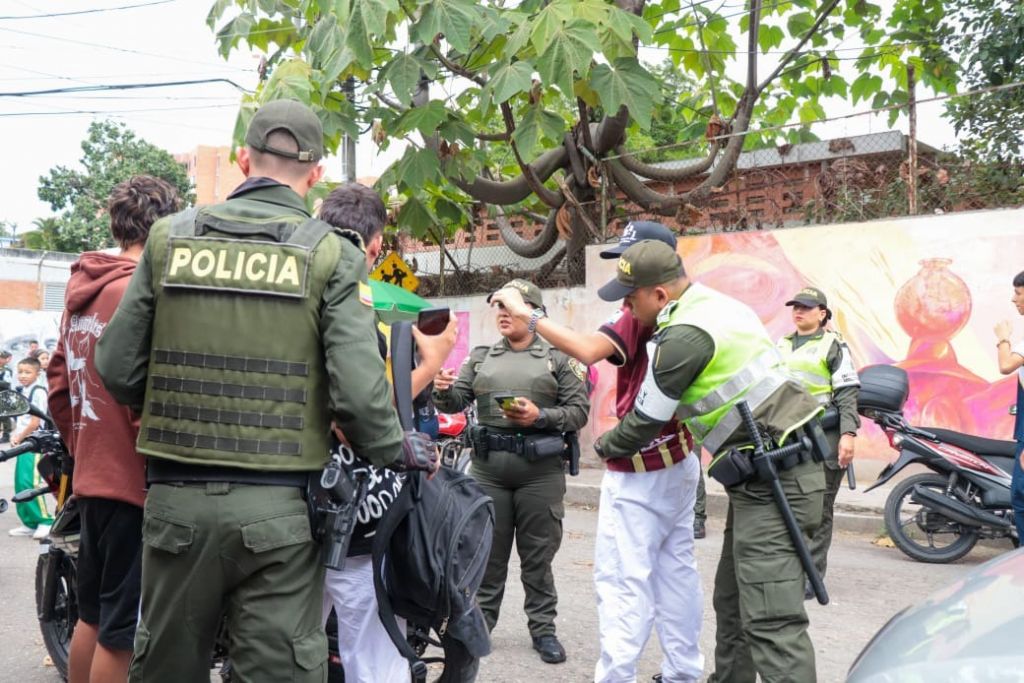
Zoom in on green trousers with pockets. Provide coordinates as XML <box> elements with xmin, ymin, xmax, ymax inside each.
<box><xmin>809</xmin><ymin>463</ymin><xmax>846</xmax><ymax>578</ymax></box>
<box><xmin>471</xmin><ymin>449</ymin><xmax>565</xmax><ymax>638</ymax></box>
<box><xmin>14</xmin><ymin>452</ymin><xmax>52</xmax><ymax>528</ymax></box>
<box><xmin>709</xmin><ymin>459</ymin><xmax>825</xmax><ymax>683</ymax></box>
<box><xmin>694</xmin><ymin>465</ymin><xmax>707</xmax><ymax>523</ymax></box>
<box><xmin>129</xmin><ymin>481</ymin><xmax>327</xmax><ymax>683</ymax></box>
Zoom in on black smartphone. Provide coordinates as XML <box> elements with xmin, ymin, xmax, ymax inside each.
<box><xmin>416</xmin><ymin>307</ymin><xmax>450</xmax><ymax>336</ymax></box>
<box><xmin>493</xmin><ymin>394</ymin><xmax>518</xmax><ymax>411</ymax></box>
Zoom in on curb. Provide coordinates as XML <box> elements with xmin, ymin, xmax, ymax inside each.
<box><xmin>566</xmin><ymin>479</ymin><xmax>886</xmax><ymax>537</ymax></box>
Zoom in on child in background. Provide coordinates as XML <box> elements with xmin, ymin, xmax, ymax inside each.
<box><xmin>8</xmin><ymin>356</ymin><xmax>53</xmax><ymax>539</ymax></box>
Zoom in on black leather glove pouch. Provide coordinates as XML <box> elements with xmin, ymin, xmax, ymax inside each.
<box><xmin>522</xmin><ymin>434</ymin><xmax>566</xmax><ymax>462</ymax></box>
<box><xmin>708</xmin><ymin>448</ymin><xmax>755</xmax><ymax>488</ymax></box>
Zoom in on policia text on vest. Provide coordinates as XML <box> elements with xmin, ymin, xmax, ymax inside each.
<box><xmin>165</xmin><ymin>236</ymin><xmax>307</xmax><ymax>297</ymax></box>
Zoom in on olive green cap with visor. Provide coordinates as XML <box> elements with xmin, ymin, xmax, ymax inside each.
<box><xmin>488</xmin><ymin>279</ymin><xmax>545</xmax><ymax>311</ymax></box>
<box><xmin>245</xmin><ymin>99</ymin><xmax>324</xmax><ymax>162</ymax></box>
<box><xmin>598</xmin><ymin>240</ymin><xmax>685</xmax><ymax>301</ymax></box>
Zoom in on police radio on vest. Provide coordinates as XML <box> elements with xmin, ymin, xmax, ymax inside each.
<box><xmin>169</xmin><ymin>246</ymin><xmax>301</xmax><ymax>286</ymax></box>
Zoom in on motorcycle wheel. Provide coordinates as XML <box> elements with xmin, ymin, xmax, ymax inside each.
<box><xmin>884</xmin><ymin>472</ymin><xmax>979</xmax><ymax>563</ymax></box>
<box><xmin>34</xmin><ymin>551</ymin><xmax>77</xmax><ymax>680</ymax></box>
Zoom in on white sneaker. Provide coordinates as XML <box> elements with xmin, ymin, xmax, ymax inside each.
<box><xmin>32</xmin><ymin>524</ymin><xmax>51</xmax><ymax>540</ymax></box>
<box><xmin>8</xmin><ymin>525</ymin><xmax>35</xmax><ymax>537</ymax></box>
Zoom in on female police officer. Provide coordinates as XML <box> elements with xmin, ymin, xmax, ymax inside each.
<box><xmin>433</xmin><ymin>279</ymin><xmax>589</xmax><ymax>665</ymax></box>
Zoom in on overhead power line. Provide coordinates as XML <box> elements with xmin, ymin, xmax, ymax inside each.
<box><xmin>0</xmin><ymin>0</ymin><xmax>174</xmax><ymax>20</ymax></box>
<box><xmin>0</xmin><ymin>79</ymin><xmax>252</xmax><ymax>97</ymax></box>
<box><xmin>0</xmin><ymin>103</ymin><xmax>238</xmax><ymax>117</ymax></box>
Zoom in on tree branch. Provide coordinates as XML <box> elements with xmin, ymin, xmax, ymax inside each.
<box><xmin>756</xmin><ymin>0</ymin><xmax>842</xmax><ymax>95</ymax></box>
<box><xmin>689</xmin><ymin>0</ymin><xmax>720</xmax><ymax>117</ymax></box>
<box><xmin>374</xmin><ymin>93</ymin><xmax>406</xmax><ymax>112</ymax></box>
<box><xmin>476</xmin><ymin>131</ymin><xmax>510</xmax><ymax>142</ymax></box>
<box><xmin>614</xmin><ymin>142</ymin><xmax>721</xmax><ymax>181</ymax></box>
<box><xmin>500</xmin><ymin>102</ymin><xmax>564</xmax><ymax>208</ymax></box>
<box><xmin>431</xmin><ymin>45</ymin><xmax>487</xmax><ymax>87</ymax></box>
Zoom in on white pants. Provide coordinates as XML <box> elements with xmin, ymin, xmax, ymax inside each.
<box><xmin>594</xmin><ymin>453</ymin><xmax>704</xmax><ymax>683</ymax></box>
<box><xmin>323</xmin><ymin>555</ymin><xmax>408</xmax><ymax>683</ymax></box>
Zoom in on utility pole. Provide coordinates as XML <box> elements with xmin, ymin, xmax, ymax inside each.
<box><xmin>341</xmin><ymin>77</ymin><xmax>357</xmax><ymax>182</ymax></box>
<box><xmin>907</xmin><ymin>64</ymin><xmax>918</xmax><ymax>215</ymax></box>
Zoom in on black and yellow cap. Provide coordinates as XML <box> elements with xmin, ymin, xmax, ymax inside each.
<box><xmin>489</xmin><ymin>278</ymin><xmax>544</xmax><ymax>309</ymax></box>
<box><xmin>598</xmin><ymin>240</ymin><xmax>685</xmax><ymax>301</ymax></box>
<box><xmin>785</xmin><ymin>286</ymin><xmax>828</xmax><ymax>309</ymax></box>
<box><xmin>245</xmin><ymin>99</ymin><xmax>324</xmax><ymax>162</ymax></box>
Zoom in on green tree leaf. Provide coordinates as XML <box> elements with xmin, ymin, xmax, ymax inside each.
<box><xmin>396</xmin><ymin>147</ymin><xmax>441</xmax><ymax>189</ymax></box>
<box><xmin>384</xmin><ymin>52</ymin><xmax>427</xmax><ymax>107</ymax></box>
<box><xmin>535</xmin><ymin>19</ymin><xmax>600</xmax><ymax>97</ymax></box>
<box><xmin>397</xmin><ymin>196</ymin><xmax>435</xmax><ymax>233</ymax></box>
<box><xmin>393</xmin><ymin>101</ymin><xmax>450</xmax><ymax>136</ymax></box>
<box><xmin>486</xmin><ymin>60</ymin><xmax>535</xmax><ymax>105</ymax></box>
<box><xmin>591</xmin><ymin>58</ymin><xmax>660</xmax><ymax>129</ymax></box>
<box><xmin>414</xmin><ymin>0</ymin><xmax>480</xmax><ymax>54</ymax></box>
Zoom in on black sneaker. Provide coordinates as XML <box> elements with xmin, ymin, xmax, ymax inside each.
<box><xmin>532</xmin><ymin>634</ymin><xmax>566</xmax><ymax>664</ymax></box>
<box><xmin>693</xmin><ymin>518</ymin><xmax>706</xmax><ymax>539</ymax></box>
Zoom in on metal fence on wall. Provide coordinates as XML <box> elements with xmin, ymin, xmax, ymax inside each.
<box><xmin>379</xmin><ymin>96</ymin><xmax>1024</xmax><ymax>298</ymax></box>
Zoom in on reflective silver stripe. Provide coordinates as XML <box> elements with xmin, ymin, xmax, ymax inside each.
<box><xmin>815</xmin><ymin>393</ymin><xmax>833</xmax><ymax>405</ymax></box>
<box><xmin>677</xmin><ymin>349</ymin><xmax>782</xmax><ymax>420</ymax></box>
<box><xmin>702</xmin><ymin>372</ymin><xmax>790</xmax><ymax>455</ymax></box>
<box><xmin>634</xmin><ymin>341</ymin><xmax>679</xmax><ymax>422</ymax></box>
<box><xmin>792</xmin><ymin>369</ymin><xmax>830</xmax><ymax>387</ymax></box>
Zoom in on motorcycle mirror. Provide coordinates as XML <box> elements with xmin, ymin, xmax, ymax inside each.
<box><xmin>0</xmin><ymin>389</ymin><xmax>30</xmax><ymax>418</ymax></box>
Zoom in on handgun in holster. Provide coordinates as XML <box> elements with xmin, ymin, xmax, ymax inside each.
<box><xmin>563</xmin><ymin>432</ymin><xmax>580</xmax><ymax>476</ymax></box>
<box><xmin>310</xmin><ymin>458</ymin><xmax>369</xmax><ymax>572</ymax></box>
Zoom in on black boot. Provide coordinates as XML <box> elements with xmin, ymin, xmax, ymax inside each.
<box><xmin>531</xmin><ymin>634</ymin><xmax>566</xmax><ymax>664</ymax></box>
<box><xmin>693</xmin><ymin>517</ymin><xmax>706</xmax><ymax>539</ymax></box>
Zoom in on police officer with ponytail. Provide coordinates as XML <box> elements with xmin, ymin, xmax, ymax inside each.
<box><xmin>432</xmin><ymin>279</ymin><xmax>589</xmax><ymax>665</ymax></box>
<box><xmin>96</xmin><ymin>99</ymin><xmax>437</xmax><ymax>683</ymax></box>
<box><xmin>778</xmin><ymin>287</ymin><xmax>860</xmax><ymax>594</ymax></box>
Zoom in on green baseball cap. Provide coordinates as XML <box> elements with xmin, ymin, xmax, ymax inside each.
<box><xmin>245</xmin><ymin>99</ymin><xmax>324</xmax><ymax>162</ymax></box>
<box><xmin>785</xmin><ymin>286</ymin><xmax>828</xmax><ymax>309</ymax></box>
<box><xmin>488</xmin><ymin>279</ymin><xmax>544</xmax><ymax>310</ymax></box>
<box><xmin>598</xmin><ymin>240</ymin><xmax>685</xmax><ymax>301</ymax></box>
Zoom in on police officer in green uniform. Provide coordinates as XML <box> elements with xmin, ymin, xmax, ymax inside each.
<box><xmin>95</xmin><ymin>99</ymin><xmax>437</xmax><ymax>683</ymax></box>
<box><xmin>778</xmin><ymin>287</ymin><xmax>860</xmax><ymax>594</ymax></box>
<box><xmin>432</xmin><ymin>279</ymin><xmax>589</xmax><ymax>665</ymax></box>
<box><xmin>593</xmin><ymin>241</ymin><xmax>825</xmax><ymax>683</ymax></box>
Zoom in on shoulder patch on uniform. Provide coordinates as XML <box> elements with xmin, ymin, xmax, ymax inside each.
<box><xmin>566</xmin><ymin>357</ymin><xmax>587</xmax><ymax>382</ymax></box>
<box><xmin>359</xmin><ymin>281</ymin><xmax>373</xmax><ymax>307</ymax></box>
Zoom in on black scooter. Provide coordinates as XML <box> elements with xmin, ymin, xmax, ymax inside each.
<box><xmin>858</xmin><ymin>365</ymin><xmax>1019</xmax><ymax>563</ymax></box>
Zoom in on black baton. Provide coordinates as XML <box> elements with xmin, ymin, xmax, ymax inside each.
<box><xmin>735</xmin><ymin>400</ymin><xmax>829</xmax><ymax>605</ymax></box>
<box><xmin>846</xmin><ymin>462</ymin><xmax>856</xmax><ymax>490</ymax></box>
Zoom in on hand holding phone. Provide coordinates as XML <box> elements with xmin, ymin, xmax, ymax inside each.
<box><xmin>493</xmin><ymin>394</ymin><xmax>519</xmax><ymax>411</ymax></box>
<box><xmin>416</xmin><ymin>307</ymin><xmax>451</xmax><ymax>336</ymax></box>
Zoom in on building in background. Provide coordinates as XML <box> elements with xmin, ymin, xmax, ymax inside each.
<box><xmin>174</xmin><ymin>145</ymin><xmax>244</xmax><ymax>206</ymax></box>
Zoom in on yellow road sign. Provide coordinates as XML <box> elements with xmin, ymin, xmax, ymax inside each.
<box><xmin>371</xmin><ymin>251</ymin><xmax>419</xmax><ymax>292</ymax></box>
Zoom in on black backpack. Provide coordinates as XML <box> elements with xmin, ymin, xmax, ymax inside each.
<box><xmin>372</xmin><ymin>321</ymin><xmax>494</xmax><ymax>679</ymax></box>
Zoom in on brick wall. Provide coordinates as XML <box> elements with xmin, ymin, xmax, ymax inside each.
<box><xmin>0</xmin><ymin>281</ymin><xmax>40</xmax><ymax>309</ymax></box>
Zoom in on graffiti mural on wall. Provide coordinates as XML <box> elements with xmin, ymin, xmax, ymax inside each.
<box><xmin>588</xmin><ymin>212</ymin><xmax>1022</xmax><ymax>461</ymax></box>
<box><xmin>0</xmin><ymin>310</ymin><xmax>61</xmax><ymax>359</ymax></box>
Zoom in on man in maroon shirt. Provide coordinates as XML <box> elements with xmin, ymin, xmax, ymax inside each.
<box><xmin>491</xmin><ymin>221</ymin><xmax>704</xmax><ymax>683</ymax></box>
<box><xmin>48</xmin><ymin>176</ymin><xmax>179</xmax><ymax>683</ymax></box>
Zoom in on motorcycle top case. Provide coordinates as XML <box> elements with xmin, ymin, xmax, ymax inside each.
<box><xmin>857</xmin><ymin>365</ymin><xmax>909</xmax><ymax>414</ymax></box>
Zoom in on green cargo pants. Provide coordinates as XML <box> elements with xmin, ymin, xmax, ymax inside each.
<box><xmin>130</xmin><ymin>482</ymin><xmax>327</xmax><ymax>683</ymax></box>
<box><xmin>471</xmin><ymin>449</ymin><xmax>565</xmax><ymax>638</ymax></box>
<box><xmin>809</xmin><ymin>462</ymin><xmax>846</xmax><ymax>578</ymax></box>
<box><xmin>694</xmin><ymin>465</ymin><xmax>707</xmax><ymax>523</ymax></box>
<box><xmin>709</xmin><ymin>459</ymin><xmax>825</xmax><ymax>683</ymax></box>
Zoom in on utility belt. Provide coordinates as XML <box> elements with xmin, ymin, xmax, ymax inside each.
<box><xmin>708</xmin><ymin>418</ymin><xmax>830</xmax><ymax>489</ymax></box>
<box><xmin>469</xmin><ymin>425</ymin><xmax>579</xmax><ymax>473</ymax></box>
<box><xmin>146</xmin><ymin>457</ymin><xmax>311</xmax><ymax>488</ymax></box>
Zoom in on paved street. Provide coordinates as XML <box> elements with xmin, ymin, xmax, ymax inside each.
<box><xmin>0</xmin><ymin>456</ymin><xmax>1007</xmax><ymax>682</ymax></box>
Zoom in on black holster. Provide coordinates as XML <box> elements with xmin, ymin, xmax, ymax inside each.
<box><xmin>468</xmin><ymin>425</ymin><xmax>490</xmax><ymax>461</ymax></box>
<box><xmin>563</xmin><ymin>432</ymin><xmax>580</xmax><ymax>476</ymax></box>
<box><xmin>708</xmin><ymin>448</ymin><xmax>756</xmax><ymax>488</ymax></box>
<box><xmin>522</xmin><ymin>434</ymin><xmax>566</xmax><ymax>462</ymax></box>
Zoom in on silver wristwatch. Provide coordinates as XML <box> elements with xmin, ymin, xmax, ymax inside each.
<box><xmin>528</xmin><ymin>308</ymin><xmax>546</xmax><ymax>333</ymax></box>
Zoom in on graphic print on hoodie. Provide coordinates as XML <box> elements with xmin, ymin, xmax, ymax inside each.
<box><xmin>47</xmin><ymin>252</ymin><xmax>146</xmax><ymax>507</ymax></box>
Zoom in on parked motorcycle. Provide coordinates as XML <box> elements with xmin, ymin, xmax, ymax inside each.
<box><xmin>858</xmin><ymin>365</ymin><xmax>1020</xmax><ymax>563</ymax></box>
<box><xmin>437</xmin><ymin>406</ymin><xmax>474</xmax><ymax>475</ymax></box>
